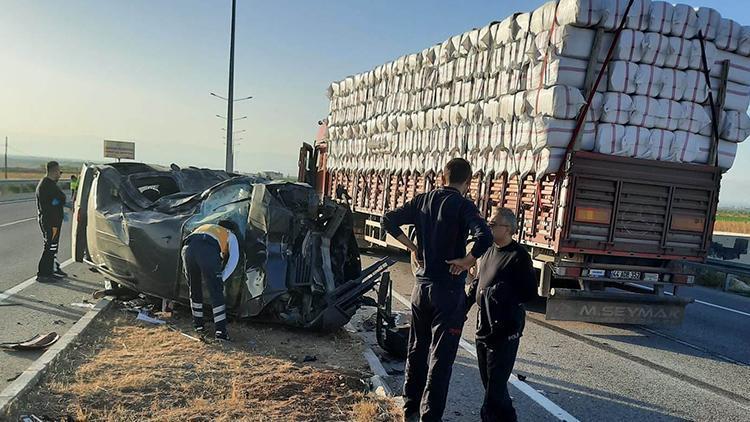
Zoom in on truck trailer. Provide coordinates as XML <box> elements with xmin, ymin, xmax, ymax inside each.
<box><xmin>299</xmin><ymin>0</ymin><xmax>750</xmax><ymax>325</ymax></box>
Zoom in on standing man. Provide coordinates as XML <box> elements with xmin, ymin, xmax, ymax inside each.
<box><xmin>36</xmin><ymin>161</ymin><xmax>67</xmax><ymax>282</ymax></box>
<box><xmin>181</xmin><ymin>220</ymin><xmax>240</xmax><ymax>341</ymax></box>
<box><xmin>383</xmin><ymin>158</ymin><xmax>493</xmax><ymax>422</ymax></box>
<box><xmin>467</xmin><ymin>207</ymin><xmax>537</xmax><ymax>422</ymax></box>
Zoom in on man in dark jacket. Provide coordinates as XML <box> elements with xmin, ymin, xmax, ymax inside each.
<box><xmin>36</xmin><ymin>161</ymin><xmax>67</xmax><ymax>282</ymax></box>
<box><xmin>383</xmin><ymin>158</ymin><xmax>493</xmax><ymax>422</ymax></box>
<box><xmin>467</xmin><ymin>207</ymin><xmax>537</xmax><ymax>422</ymax></box>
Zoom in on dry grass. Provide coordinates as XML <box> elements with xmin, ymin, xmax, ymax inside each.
<box><xmin>13</xmin><ymin>308</ymin><xmax>401</xmax><ymax>422</ymax></box>
<box><xmin>714</xmin><ymin>220</ymin><xmax>750</xmax><ymax>234</ymax></box>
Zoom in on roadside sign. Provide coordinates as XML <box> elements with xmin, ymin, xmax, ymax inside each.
<box><xmin>103</xmin><ymin>140</ymin><xmax>135</xmax><ymax>160</ymax></box>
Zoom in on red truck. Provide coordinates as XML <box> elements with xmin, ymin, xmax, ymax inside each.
<box><xmin>299</xmin><ymin>120</ymin><xmax>723</xmax><ymax>325</ymax></box>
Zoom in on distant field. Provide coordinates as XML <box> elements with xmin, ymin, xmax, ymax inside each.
<box><xmin>715</xmin><ymin>210</ymin><xmax>750</xmax><ymax>234</ymax></box>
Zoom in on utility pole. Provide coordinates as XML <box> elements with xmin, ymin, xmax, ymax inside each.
<box><xmin>4</xmin><ymin>136</ymin><xmax>7</xmax><ymax>179</ymax></box>
<box><xmin>225</xmin><ymin>0</ymin><xmax>237</xmax><ymax>173</ymax></box>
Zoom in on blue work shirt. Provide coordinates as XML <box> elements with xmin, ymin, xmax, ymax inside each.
<box><xmin>382</xmin><ymin>187</ymin><xmax>493</xmax><ymax>284</ymax></box>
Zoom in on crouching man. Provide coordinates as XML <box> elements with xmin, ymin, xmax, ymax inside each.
<box><xmin>181</xmin><ymin>220</ymin><xmax>240</xmax><ymax>341</ymax></box>
<box><xmin>467</xmin><ymin>207</ymin><xmax>537</xmax><ymax>422</ymax></box>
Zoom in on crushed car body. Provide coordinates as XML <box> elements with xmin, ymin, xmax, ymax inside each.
<box><xmin>74</xmin><ymin>162</ymin><xmax>393</xmax><ymax>331</ymax></box>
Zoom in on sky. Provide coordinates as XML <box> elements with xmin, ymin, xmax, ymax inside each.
<box><xmin>1</xmin><ymin>0</ymin><xmax>749</xmax><ymax>205</ymax></box>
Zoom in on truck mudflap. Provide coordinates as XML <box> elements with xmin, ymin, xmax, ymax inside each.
<box><xmin>545</xmin><ymin>288</ymin><xmax>694</xmax><ymax>325</ymax></box>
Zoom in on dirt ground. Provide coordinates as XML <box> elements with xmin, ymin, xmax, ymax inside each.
<box><xmin>10</xmin><ymin>304</ymin><xmax>401</xmax><ymax>422</ymax></box>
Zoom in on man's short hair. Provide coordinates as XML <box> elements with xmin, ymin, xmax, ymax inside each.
<box><xmin>46</xmin><ymin>161</ymin><xmax>60</xmax><ymax>172</ymax></box>
<box><xmin>218</xmin><ymin>219</ymin><xmax>239</xmax><ymax>235</ymax></box>
<box><xmin>444</xmin><ymin>158</ymin><xmax>472</xmax><ymax>185</ymax></box>
<box><xmin>494</xmin><ymin>207</ymin><xmax>518</xmax><ymax>232</ymax></box>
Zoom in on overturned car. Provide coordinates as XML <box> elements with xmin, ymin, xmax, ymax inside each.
<box><xmin>73</xmin><ymin>163</ymin><xmax>392</xmax><ymax>330</ymax></box>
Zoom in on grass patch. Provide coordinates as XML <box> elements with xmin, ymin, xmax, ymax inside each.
<box><xmin>11</xmin><ymin>307</ymin><xmax>401</xmax><ymax>422</ymax></box>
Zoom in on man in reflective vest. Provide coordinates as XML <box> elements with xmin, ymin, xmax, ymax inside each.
<box><xmin>181</xmin><ymin>220</ymin><xmax>239</xmax><ymax>341</ymax></box>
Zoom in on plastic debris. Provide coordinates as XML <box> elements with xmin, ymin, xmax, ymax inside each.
<box><xmin>0</xmin><ymin>332</ymin><xmax>60</xmax><ymax>351</ymax></box>
<box><xmin>136</xmin><ymin>311</ymin><xmax>166</xmax><ymax>325</ymax></box>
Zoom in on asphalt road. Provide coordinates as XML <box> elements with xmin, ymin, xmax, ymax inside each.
<box><xmin>361</xmin><ymin>253</ymin><xmax>750</xmax><ymax>422</ymax></box>
<box><xmin>0</xmin><ymin>194</ymin><xmax>94</xmax><ymax>393</ymax></box>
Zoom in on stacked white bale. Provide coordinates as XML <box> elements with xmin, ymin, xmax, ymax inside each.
<box><xmin>325</xmin><ymin>0</ymin><xmax>749</xmax><ymax>179</ymax></box>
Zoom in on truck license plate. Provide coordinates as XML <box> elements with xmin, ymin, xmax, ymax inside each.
<box><xmin>610</xmin><ymin>270</ymin><xmax>641</xmax><ymax>280</ymax></box>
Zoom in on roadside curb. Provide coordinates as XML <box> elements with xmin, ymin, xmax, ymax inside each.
<box><xmin>0</xmin><ymin>297</ymin><xmax>112</xmax><ymax>417</ymax></box>
<box><xmin>344</xmin><ymin>322</ymin><xmax>395</xmax><ymax>398</ymax></box>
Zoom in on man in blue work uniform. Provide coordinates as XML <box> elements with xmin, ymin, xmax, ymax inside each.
<box><xmin>181</xmin><ymin>220</ymin><xmax>240</xmax><ymax>341</ymax></box>
<box><xmin>467</xmin><ymin>207</ymin><xmax>537</xmax><ymax>422</ymax></box>
<box><xmin>383</xmin><ymin>158</ymin><xmax>493</xmax><ymax>422</ymax></box>
<box><xmin>35</xmin><ymin>161</ymin><xmax>67</xmax><ymax>282</ymax></box>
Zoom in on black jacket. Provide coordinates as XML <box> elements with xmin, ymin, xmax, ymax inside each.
<box><xmin>36</xmin><ymin>177</ymin><xmax>66</xmax><ymax>228</ymax></box>
<box><xmin>382</xmin><ymin>187</ymin><xmax>493</xmax><ymax>284</ymax></box>
<box><xmin>468</xmin><ymin>241</ymin><xmax>537</xmax><ymax>342</ymax></box>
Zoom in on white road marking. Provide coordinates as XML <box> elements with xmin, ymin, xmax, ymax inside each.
<box><xmin>0</xmin><ymin>217</ymin><xmax>36</xmax><ymax>228</ymax></box>
<box><xmin>390</xmin><ymin>289</ymin><xmax>580</xmax><ymax>422</ymax></box>
<box><xmin>664</xmin><ymin>291</ymin><xmax>750</xmax><ymax>317</ymax></box>
<box><xmin>0</xmin><ymin>258</ymin><xmax>75</xmax><ymax>303</ymax></box>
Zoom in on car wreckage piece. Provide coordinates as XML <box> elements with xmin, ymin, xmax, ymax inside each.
<box><xmin>78</xmin><ymin>163</ymin><xmax>393</xmax><ymax>331</ymax></box>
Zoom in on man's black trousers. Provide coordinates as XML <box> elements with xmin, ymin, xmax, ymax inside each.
<box><xmin>181</xmin><ymin>234</ymin><xmax>227</xmax><ymax>334</ymax></box>
<box><xmin>37</xmin><ymin>222</ymin><xmax>60</xmax><ymax>277</ymax></box>
<box><xmin>476</xmin><ymin>335</ymin><xmax>521</xmax><ymax>422</ymax></box>
<box><xmin>403</xmin><ymin>281</ymin><xmax>466</xmax><ymax>421</ymax></box>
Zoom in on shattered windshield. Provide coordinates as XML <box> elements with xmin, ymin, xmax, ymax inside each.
<box><xmin>183</xmin><ymin>182</ymin><xmax>253</xmax><ymax>238</ymax></box>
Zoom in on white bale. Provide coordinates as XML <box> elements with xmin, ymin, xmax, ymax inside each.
<box><xmin>479</xmin><ymin>124</ymin><xmax>493</xmax><ymax>151</ymax></box>
<box><xmin>515</xmin><ymin>118</ymin><xmax>534</xmax><ymax>151</ymax></box>
<box><xmin>634</xmin><ymin>64</ymin><xmax>663</xmax><ymax>97</ymax></box>
<box><xmin>533</xmin><ymin>117</ymin><xmax>595</xmax><ymax>151</ymax></box>
<box><xmin>514</xmin><ymin>91</ymin><xmax>527</xmax><ymax>116</ymax></box>
<box><xmin>621</xmin><ymin>126</ymin><xmax>652</xmax><ymax>159</ymax></box>
<box><xmin>490</xmin><ymin>123</ymin><xmax>505</xmax><ymax>150</ymax></box>
<box><xmin>599</xmin><ymin>0</ymin><xmax>649</xmax><ymax>31</ymax></box>
<box><xmin>555</xmin><ymin>0</ymin><xmax>602</xmax><ymax>28</ymax></box>
<box><xmin>517</xmin><ymin>149</ymin><xmax>536</xmax><ymax>178</ymax></box>
<box><xmin>670</xmin><ymin>131</ymin><xmax>704</xmax><ymax>162</ymax></box>
<box><xmin>534</xmin><ymin>26</ymin><xmax>596</xmax><ymax>61</ymax></box>
<box><xmin>647</xmin><ymin>1</ymin><xmax>674</xmax><ymax>35</ymax></box>
<box><xmin>640</xmin><ymin>32</ymin><xmax>671</xmax><ymax>67</ymax></box>
<box><xmin>478</xmin><ymin>23</ymin><xmax>495</xmax><ymax>51</ymax></box>
<box><xmin>738</xmin><ymin>27</ymin><xmax>750</xmax><ymax>56</ymax></box>
<box><xmin>629</xmin><ymin>95</ymin><xmax>663</xmax><ymax>127</ymax></box>
<box><xmin>711</xmin><ymin>49</ymin><xmax>750</xmax><ymax>85</ymax></box>
<box><xmin>665</xmin><ymin>36</ymin><xmax>692</xmax><ymax>70</ymax></box>
<box><xmin>653</xmin><ymin>99</ymin><xmax>684</xmax><ymax>131</ymax></box>
<box><xmin>534</xmin><ymin>147</ymin><xmax>567</xmax><ymax>179</ymax></box>
<box><xmin>678</xmin><ymin>102</ymin><xmax>711</xmax><ymax>134</ymax></box>
<box><xmin>716</xmin><ymin>18</ymin><xmax>742</xmax><ymax>52</ymax></box>
<box><xmin>514</xmin><ymin>13</ymin><xmax>532</xmax><ymax>41</ymax></box>
<box><xmin>599</xmin><ymin>30</ymin><xmax>643</xmax><ymax>62</ymax></box>
<box><xmin>586</xmin><ymin>92</ymin><xmax>604</xmax><ymax>122</ymax></box>
<box><xmin>530</xmin><ymin>1</ymin><xmax>558</xmax><ymax>34</ymax></box>
<box><xmin>529</xmin><ymin>55</ymin><xmax>588</xmax><ymax>89</ymax></box>
<box><xmin>526</xmin><ymin>86</ymin><xmax>585</xmax><ymax>119</ymax></box>
<box><xmin>721</xmin><ymin>110</ymin><xmax>750</xmax><ymax>143</ymax></box>
<box><xmin>491</xmin><ymin>148</ymin><xmax>509</xmax><ymax>174</ymax></box>
<box><xmin>670</xmin><ymin>4</ymin><xmax>698</xmax><ymax>39</ymax></box>
<box><xmin>600</xmin><ymin>92</ymin><xmax>633</xmax><ymax>125</ymax></box>
<box><xmin>607</xmin><ymin>61</ymin><xmax>639</xmax><ymax>93</ymax></box>
<box><xmin>498</xmin><ymin>95</ymin><xmax>515</xmax><ymax>122</ymax></box>
<box><xmin>596</xmin><ymin>123</ymin><xmax>627</xmax><ymax>155</ymax></box>
<box><xmin>687</xmin><ymin>39</ymin><xmax>717</xmax><ymax>71</ymax></box>
<box><xmin>648</xmin><ymin>128</ymin><xmax>675</xmax><ymax>160</ymax></box>
<box><xmin>690</xmin><ymin>136</ymin><xmax>738</xmax><ymax>169</ymax></box>
<box><xmin>659</xmin><ymin>68</ymin><xmax>687</xmax><ymax>100</ymax></box>
<box><xmin>681</xmin><ymin>70</ymin><xmax>709</xmax><ymax>103</ymax></box>
<box><xmin>709</xmin><ymin>78</ymin><xmax>750</xmax><ymax>112</ymax></box>
<box><xmin>696</xmin><ymin>7</ymin><xmax>722</xmax><ymax>41</ymax></box>
<box><xmin>495</xmin><ymin>16</ymin><xmax>518</xmax><ymax>45</ymax></box>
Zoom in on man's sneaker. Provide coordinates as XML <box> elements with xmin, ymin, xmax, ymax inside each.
<box><xmin>215</xmin><ymin>331</ymin><xmax>230</xmax><ymax>342</ymax></box>
<box><xmin>194</xmin><ymin>324</ymin><xmax>205</xmax><ymax>334</ymax></box>
<box><xmin>54</xmin><ymin>268</ymin><xmax>68</xmax><ymax>277</ymax></box>
<box><xmin>36</xmin><ymin>275</ymin><xmax>59</xmax><ymax>283</ymax></box>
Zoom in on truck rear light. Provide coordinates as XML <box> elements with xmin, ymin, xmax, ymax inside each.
<box><xmin>670</xmin><ymin>214</ymin><xmax>705</xmax><ymax>232</ymax></box>
<box><xmin>555</xmin><ymin>266</ymin><xmax>581</xmax><ymax>277</ymax></box>
<box><xmin>672</xmin><ymin>274</ymin><xmax>696</xmax><ymax>284</ymax></box>
<box><xmin>574</xmin><ymin>206</ymin><xmax>611</xmax><ymax>224</ymax></box>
